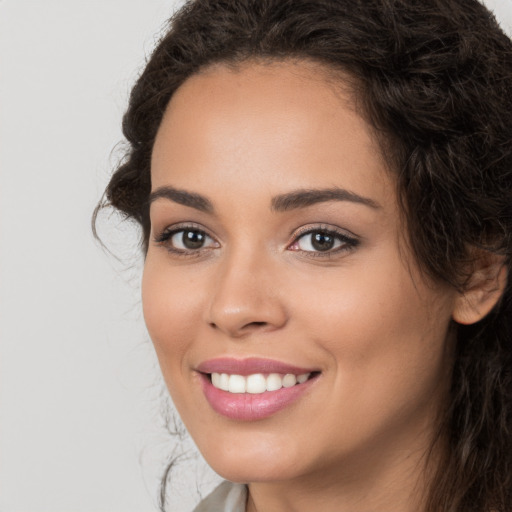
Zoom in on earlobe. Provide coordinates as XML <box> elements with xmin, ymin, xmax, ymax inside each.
<box><xmin>452</xmin><ymin>255</ymin><xmax>508</xmax><ymax>325</ymax></box>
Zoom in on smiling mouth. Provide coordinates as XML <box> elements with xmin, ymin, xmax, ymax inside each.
<box><xmin>208</xmin><ymin>371</ymin><xmax>318</xmax><ymax>394</ymax></box>
<box><xmin>199</xmin><ymin>361</ymin><xmax>320</xmax><ymax>420</ymax></box>
<box><xmin>197</xmin><ymin>357</ymin><xmax>321</xmax><ymax>420</ymax></box>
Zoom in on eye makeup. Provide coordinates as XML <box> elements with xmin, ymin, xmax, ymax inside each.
<box><xmin>287</xmin><ymin>224</ymin><xmax>360</xmax><ymax>258</ymax></box>
<box><xmin>153</xmin><ymin>222</ymin><xmax>219</xmax><ymax>258</ymax></box>
<box><xmin>153</xmin><ymin>220</ymin><xmax>360</xmax><ymax>261</ymax></box>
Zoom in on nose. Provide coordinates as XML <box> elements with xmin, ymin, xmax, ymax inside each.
<box><xmin>205</xmin><ymin>250</ymin><xmax>288</xmax><ymax>338</ymax></box>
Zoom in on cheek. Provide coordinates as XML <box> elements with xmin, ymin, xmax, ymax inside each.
<box><xmin>292</xmin><ymin>257</ymin><xmax>454</xmax><ymax>405</ymax></box>
<box><xmin>141</xmin><ymin>256</ymin><xmax>204</xmax><ymax>374</ymax></box>
<box><xmin>288</xmin><ymin>269</ymin><xmax>454</xmax><ymax>460</ymax></box>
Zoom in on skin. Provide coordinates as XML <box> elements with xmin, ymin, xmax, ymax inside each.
<box><xmin>143</xmin><ymin>61</ymin><xmax>462</xmax><ymax>512</ymax></box>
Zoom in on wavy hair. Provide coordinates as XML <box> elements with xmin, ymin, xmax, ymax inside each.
<box><xmin>95</xmin><ymin>1</ymin><xmax>512</xmax><ymax>510</ymax></box>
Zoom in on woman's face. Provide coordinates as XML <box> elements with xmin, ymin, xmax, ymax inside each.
<box><xmin>143</xmin><ymin>61</ymin><xmax>458</xmax><ymax>486</ymax></box>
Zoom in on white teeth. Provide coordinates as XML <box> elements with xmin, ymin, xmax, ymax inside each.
<box><xmin>266</xmin><ymin>373</ymin><xmax>283</xmax><ymax>392</ymax></box>
<box><xmin>297</xmin><ymin>373</ymin><xmax>309</xmax><ymax>384</ymax></box>
<box><xmin>246</xmin><ymin>373</ymin><xmax>267</xmax><ymax>394</ymax></box>
<box><xmin>211</xmin><ymin>372</ymin><xmax>221</xmax><ymax>388</ymax></box>
<box><xmin>282</xmin><ymin>374</ymin><xmax>297</xmax><ymax>387</ymax></box>
<box><xmin>228</xmin><ymin>374</ymin><xmax>246</xmax><ymax>393</ymax></box>
<box><xmin>219</xmin><ymin>373</ymin><xmax>229</xmax><ymax>391</ymax></box>
<box><xmin>211</xmin><ymin>372</ymin><xmax>311</xmax><ymax>394</ymax></box>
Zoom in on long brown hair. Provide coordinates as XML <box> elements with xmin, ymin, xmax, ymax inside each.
<box><xmin>95</xmin><ymin>1</ymin><xmax>512</xmax><ymax>510</ymax></box>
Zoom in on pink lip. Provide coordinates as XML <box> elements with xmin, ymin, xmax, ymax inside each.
<box><xmin>197</xmin><ymin>357</ymin><xmax>316</xmax><ymax>376</ymax></box>
<box><xmin>196</xmin><ymin>358</ymin><xmax>320</xmax><ymax>421</ymax></box>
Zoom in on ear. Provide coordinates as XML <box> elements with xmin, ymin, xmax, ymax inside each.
<box><xmin>452</xmin><ymin>253</ymin><xmax>508</xmax><ymax>325</ymax></box>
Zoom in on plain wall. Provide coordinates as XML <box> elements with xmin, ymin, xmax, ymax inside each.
<box><xmin>1</xmin><ymin>1</ymin><xmax>511</xmax><ymax>511</ymax></box>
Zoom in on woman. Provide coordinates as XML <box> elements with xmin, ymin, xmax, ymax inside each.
<box><xmin>95</xmin><ymin>0</ymin><xmax>512</xmax><ymax>510</ymax></box>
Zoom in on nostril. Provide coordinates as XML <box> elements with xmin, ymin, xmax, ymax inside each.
<box><xmin>208</xmin><ymin>320</ymin><xmax>268</xmax><ymax>335</ymax></box>
<box><xmin>245</xmin><ymin>321</ymin><xmax>268</xmax><ymax>329</ymax></box>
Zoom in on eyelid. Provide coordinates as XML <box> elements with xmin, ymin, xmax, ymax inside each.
<box><xmin>153</xmin><ymin>222</ymin><xmax>220</xmax><ymax>255</ymax></box>
<box><xmin>287</xmin><ymin>224</ymin><xmax>360</xmax><ymax>255</ymax></box>
<box><xmin>152</xmin><ymin>222</ymin><xmax>359</xmax><ymax>258</ymax></box>
<box><xmin>153</xmin><ymin>221</ymin><xmax>206</xmax><ymax>241</ymax></box>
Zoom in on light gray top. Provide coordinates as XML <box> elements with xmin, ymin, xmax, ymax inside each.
<box><xmin>193</xmin><ymin>481</ymin><xmax>247</xmax><ymax>512</ymax></box>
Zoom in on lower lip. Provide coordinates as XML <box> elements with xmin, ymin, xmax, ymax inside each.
<box><xmin>200</xmin><ymin>373</ymin><xmax>318</xmax><ymax>421</ymax></box>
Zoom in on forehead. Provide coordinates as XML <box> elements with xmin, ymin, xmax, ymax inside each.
<box><xmin>167</xmin><ymin>59</ymin><xmax>355</xmax><ymax>120</ymax></box>
<box><xmin>151</xmin><ymin>60</ymin><xmax>393</xmax><ymax>205</ymax></box>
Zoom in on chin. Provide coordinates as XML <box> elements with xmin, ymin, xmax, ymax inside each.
<box><xmin>211</xmin><ymin>461</ymin><xmax>297</xmax><ymax>485</ymax></box>
<box><xmin>198</xmin><ymin>437</ymin><xmax>304</xmax><ymax>484</ymax></box>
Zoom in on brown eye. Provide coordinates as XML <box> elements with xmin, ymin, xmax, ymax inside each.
<box><xmin>180</xmin><ymin>230</ymin><xmax>205</xmax><ymax>249</ymax></box>
<box><xmin>295</xmin><ymin>230</ymin><xmax>342</xmax><ymax>252</ymax></box>
<box><xmin>311</xmin><ymin>232</ymin><xmax>335</xmax><ymax>251</ymax></box>
<box><xmin>288</xmin><ymin>227</ymin><xmax>360</xmax><ymax>256</ymax></box>
<box><xmin>169</xmin><ymin>229</ymin><xmax>217</xmax><ymax>251</ymax></box>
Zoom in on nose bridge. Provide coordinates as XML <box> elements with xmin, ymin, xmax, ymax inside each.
<box><xmin>206</xmin><ymin>242</ymin><xmax>287</xmax><ymax>337</ymax></box>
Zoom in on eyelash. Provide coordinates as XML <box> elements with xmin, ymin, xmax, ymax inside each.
<box><xmin>288</xmin><ymin>226</ymin><xmax>360</xmax><ymax>257</ymax></box>
<box><xmin>153</xmin><ymin>224</ymin><xmax>359</xmax><ymax>258</ymax></box>
<box><xmin>154</xmin><ymin>223</ymin><xmax>218</xmax><ymax>258</ymax></box>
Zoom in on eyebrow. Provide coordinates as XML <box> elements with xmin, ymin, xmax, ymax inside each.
<box><xmin>271</xmin><ymin>187</ymin><xmax>380</xmax><ymax>211</ymax></box>
<box><xmin>148</xmin><ymin>185</ymin><xmax>380</xmax><ymax>213</ymax></box>
<box><xmin>148</xmin><ymin>186</ymin><xmax>214</xmax><ymax>213</ymax></box>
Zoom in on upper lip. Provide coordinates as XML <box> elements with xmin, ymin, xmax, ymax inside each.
<box><xmin>196</xmin><ymin>357</ymin><xmax>318</xmax><ymax>376</ymax></box>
